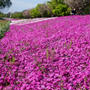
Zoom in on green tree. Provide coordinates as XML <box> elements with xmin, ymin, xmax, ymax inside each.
<box><xmin>82</xmin><ymin>5</ymin><xmax>90</xmax><ymax>14</ymax></box>
<box><xmin>64</xmin><ymin>0</ymin><xmax>90</xmax><ymax>14</ymax></box>
<box><xmin>0</xmin><ymin>12</ymin><xmax>7</xmax><ymax>18</ymax></box>
<box><xmin>46</xmin><ymin>0</ymin><xmax>71</xmax><ymax>16</ymax></box>
<box><xmin>0</xmin><ymin>0</ymin><xmax>12</xmax><ymax>9</ymax></box>
<box><xmin>52</xmin><ymin>4</ymin><xmax>71</xmax><ymax>16</ymax></box>
<box><xmin>11</xmin><ymin>12</ymin><xmax>23</xmax><ymax>19</ymax></box>
<box><xmin>36</xmin><ymin>4</ymin><xmax>52</xmax><ymax>17</ymax></box>
<box><xmin>47</xmin><ymin>0</ymin><xmax>64</xmax><ymax>9</ymax></box>
<box><xmin>29</xmin><ymin>4</ymin><xmax>53</xmax><ymax>18</ymax></box>
<box><xmin>29</xmin><ymin>8</ymin><xmax>41</xmax><ymax>18</ymax></box>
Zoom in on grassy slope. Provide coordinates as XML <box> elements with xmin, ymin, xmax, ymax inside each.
<box><xmin>0</xmin><ymin>20</ymin><xmax>10</xmax><ymax>39</ymax></box>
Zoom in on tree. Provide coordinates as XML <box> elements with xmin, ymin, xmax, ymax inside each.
<box><xmin>52</xmin><ymin>4</ymin><xmax>71</xmax><ymax>16</ymax></box>
<box><xmin>47</xmin><ymin>0</ymin><xmax>64</xmax><ymax>9</ymax></box>
<box><xmin>36</xmin><ymin>4</ymin><xmax>52</xmax><ymax>17</ymax></box>
<box><xmin>11</xmin><ymin>12</ymin><xmax>24</xmax><ymax>19</ymax></box>
<box><xmin>64</xmin><ymin>0</ymin><xmax>90</xmax><ymax>14</ymax></box>
<box><xmin>0</xmin><ymin>12</ymin><xmax>7</xmax><ymax>18</ymax></box>
<box><xmin>0</xmin><ymin>0</ymin><xmax>12</xmax><ymax>9</ymax></box>
<box><xmin>23</xmin><ymin>10</ymin><xmax>31</xmax><ymax>18</ymax></box>
<box><xmin>46</xmin><ymin>0</ymin><xmax>71</xmax><ymax>16</ymax></box>
<box><xmin>29</xmin><ymin>8</ymin><xmax>41</xmax><ymax>18</ymax></box>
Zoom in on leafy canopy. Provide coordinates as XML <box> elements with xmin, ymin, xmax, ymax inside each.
<box><xmin>0</xmin><ymin>0</ymin><xmax>12</xmax><ymax>9</ymax></box>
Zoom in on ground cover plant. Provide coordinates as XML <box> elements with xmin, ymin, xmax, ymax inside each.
<box><xmin>0</xmin><ymin>20</ymin><xmax>10</xmax><ymax>39</ymax></box>
<box><xmin>0</xmin><ymin>15</ymin><xmax>90</xmax><ymax>90</ymax></box>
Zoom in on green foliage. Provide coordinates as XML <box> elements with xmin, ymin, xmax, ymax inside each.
<box><xmin>22</xmin><ymin>10</ymin><xmax>31</xmax><ymax>19</ymax></box>
<box><xmin>10</xmin><ymin>56</ymin><xmax>15</xmax><ymax>63</ymax></box>
<box><xmin>36</xmin><ymin>4</ymin><xmax>52</xmax><ymax>17</ymax></box>
<box><xmin>52</xmin><ymin>4</ymin><xmax>71</xmax><ymax>16</ymax></box>
<box><xmin>64</xmin><ymin>0</ymin><xmax>90</xmax><ymax>15</ymax></box>
<box><xmin>47</xmin><ymin>0</ymin><xmax>64</xmax><ymax>9</ymax></box>
<box><xmin>0</xmin><ymin>0</ymin><xmax>12</xmax><ymax>9</ymax></box>
<box><xmin>11</xmin><ymin>12</ymin><xmax>24</xmax><ymax>19</ymax></box>
<box><xmin>3</xmin><ymin>0</ymin><xmax>72</xmax><ymax>19</ymax></box>
<box><xmin>0</xmin><ymin>12</ymin><xmax>7</xmax><ymax>18</ymax></box>
<box><xmin>81</xmin><ymin>5</ymin><xmax>90</xmax><ymax>15</ymax></box>
<box><xmin>47</xmin><ymin>0</ymin><xmax>71</xmax><ymax>16</ymax></box>
<box><xmin>0</xmin><ymin>20</ymin><xmax>10</xmax><ymax>39</ymax></box>
<box><xmin>29</xmin><ymin>0</ymin><xmax>70</xmax><ymax>18</ymax></box>
<box><xmin>3</xmin><ymin>53</ymin><xmax>16</xmax><ymax>63</ymax></box>
<box><xmin>29</xmin><ymin>3</ymin><xmax>53</xmax><ymax>18</ymax></box>
<box><xmin>29</xmin><ymin>8</ymin><xmax>41</xmax><ymax>18</ymax></box>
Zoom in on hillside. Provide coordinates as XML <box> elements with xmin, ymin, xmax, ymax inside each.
<box><xmin>0</xmin><ymin>15</ymin><xmax>90</xmax><ymax>90</ymax></box>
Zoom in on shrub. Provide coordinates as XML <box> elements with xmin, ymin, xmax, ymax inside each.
<box><xmin>0</xmin><ymin>20</ymin><xmax>10</xmax><ymax>39</ymax></box>
<box><xmin>22</xmin><ymin>10</ymin><xmax>31</xmax><ymax>19</ymax></box>
<box><xmin>11</xmin><ymin>12</ymin><xmax>24</xmax><ymax>19</ymax></box>
<box><xmin>64</xmin><ymin>0</ymin><xmax>90</xmax><ymax>15</ymax></box>
<box><xmin>52</xmin><ymin>4</ymin><xmax>71</xmax><ymax>16</ymax></box>
<box><xmin>81</xmin><ymin>5</ymin><xmax>90</xmax><ymax>15</ymax></box>
<box><xmin>47</xmin><ymin>0</ymin><xmax>64</xmax><ymax>10</ymax></box>
<box><xmin>36</xmin><ymin>4</ymin><xmax>52</xmax><ymax>17</ymax></box>
<box><xmin>29</xmin><ymin>8</ymin><xmax>41</xmax><ymax>18</ymax></box>
<box><xmin>29</xmin><ymin>4</ymin><xmax>53</xmax><ymax>18</ymax></box>
<box><xmin>0</xmin><ymin>12</ymin><xmax>7</xmax><ymax>18</ymax></box>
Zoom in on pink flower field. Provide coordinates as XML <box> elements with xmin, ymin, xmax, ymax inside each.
<box><xmin>0</xmin><ymin>15</ymin><xmax>90</xmax><ymax>90</ymax></box>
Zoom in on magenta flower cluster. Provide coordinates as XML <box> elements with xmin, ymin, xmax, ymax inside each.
<box><xmin>0</xmin><ymin>15</ymin><xmax>90</xmax><ymax>90</ymax></box>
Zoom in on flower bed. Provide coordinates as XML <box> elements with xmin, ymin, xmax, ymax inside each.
<box><xmin>0</xmin><ymin>15</ymin><xmax>90</xmax><ymax>90</ymax></box>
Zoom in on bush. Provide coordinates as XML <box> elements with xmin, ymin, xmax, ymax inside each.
<box><xmin>11</xmin><ymin>12</ymin><xmax>24</xmax><ymax>19</ymax></box>
<box><xmin>29</xmin><ymin>4</ymin><xmax>53</xmax><ymax>18</ymax></box>
<box><xmin>52</xmin><ymin>4</ymin><xmax>71</xmax><ymax>16</ymax></box>
<box><xmin>29</xmin><ymin>8</ymin><xmax>41</xmax><ymax>18</ymax></box>
<box><xmin>0</xmin><ymin>12</ymin><xmax>7</xmax><ymax>18</ymax></box>
<box><xmin>81</xmin><ymin>5</ymin><xmax>90</xmax><ymax>15</ymax></box>
<box><xmin>36</xmin><ymin>4</ymin><xmax>52</xmax><ymax>17</ymax></box>
<box><xmin>0</xmin><ymin>20</ymin><xmax>10</xmax><ymax>39</ymax></box>
<box><xmin>22</xmin><ymin>10</ymin><xmax>31</xmax><ymax>19</ymax></box>
<box><xmin>47</xmin><ymin>0</ymin><xmax>65</xmax><ymax>10</ymax></box>
<box><xmin>64</xmin><ymin>0</ymin><xmax>90</xmax><ymax>15</ymax></box>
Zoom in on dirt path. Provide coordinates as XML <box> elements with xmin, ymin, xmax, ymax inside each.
<box><xmin>10</xmin><ymin>17</ymin><xmax>57</xmax><ymax>25</ymax></box>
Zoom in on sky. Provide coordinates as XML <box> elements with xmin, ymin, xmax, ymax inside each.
<box><xmin>2</xmin><ymin>0</ymin><xmax>50</xmax><ymax>13</ymax></box>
